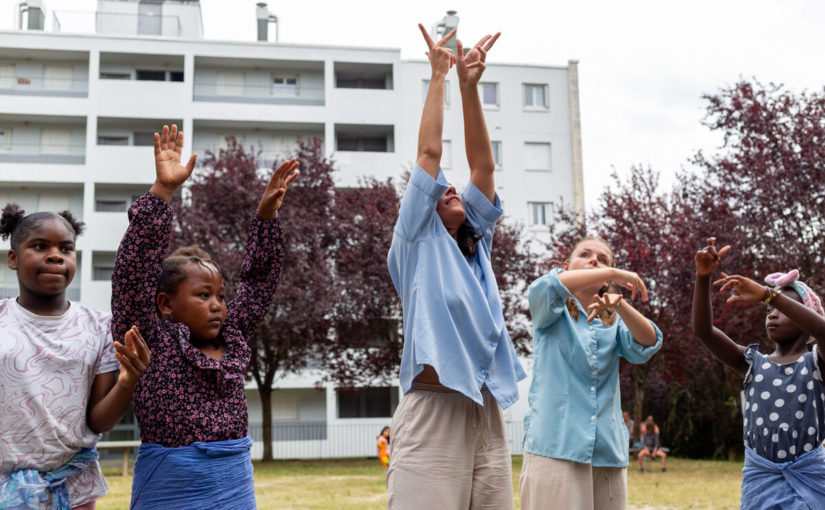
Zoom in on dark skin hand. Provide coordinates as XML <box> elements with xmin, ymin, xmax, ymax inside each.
<box><xmin>87</xmin><ymin>326</ymin><xmax>151</xmax><ymax>433</ymax></box>
<box><xmin>692</xmin><ymin>237</ymin><xmax>825</xmax><ymax>375</ymax></box>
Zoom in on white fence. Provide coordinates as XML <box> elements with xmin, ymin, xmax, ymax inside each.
<box><xmin>248</xmin><ymin>420</ymin><xmax>525</xmax><ymax>460</ymax></box>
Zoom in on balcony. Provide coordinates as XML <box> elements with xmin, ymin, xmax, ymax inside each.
<box><xmin>51</xmin><ymin>10</ymin><xmax>184</xmax><ymax>38</ymax></box>
<box><xmin>193</xmin><ymin>57</ymin><xmax>325</xmax><ymax>107</ymax></box>
<box><xmin>0</xmin><ymin>49</ymin><xmax>89</xmax><ymax>98</ymax></box>
<box><xmin>193</xmin><ymin>120</ymin><xmax>324</xmax><ymax>169</ymax></box>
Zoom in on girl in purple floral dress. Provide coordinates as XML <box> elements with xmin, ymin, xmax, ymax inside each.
<box><xmin>111</xmin><ymin>125</ymin><xmax>299</xmax><ymax>510</ymax></box>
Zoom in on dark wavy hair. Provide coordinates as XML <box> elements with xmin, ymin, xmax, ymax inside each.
<box><xmin>457</xmin><ymin>221</ymin><xmax>482</xmax><ymax>258</ymax></box>
<box><xmin>0</xmin><ymin>203</ymin><xmax>85</xmax><ymax>250</ymax></box>
<box><xmin>157</xmin><ymin>245</ymin><xmax>223</xmax><ymax>296</ymax></box>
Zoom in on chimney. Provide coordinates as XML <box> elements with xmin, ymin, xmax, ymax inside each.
<box><xmin>432</xmin><ymin>10</ymin><xmax>459</xmax><ymax>52</ymax></box>
<box><xmin>256</xmin><ymin>2</ymin><xmax>278</xmax><ymax>42</ymax></box>
<box><xmin>19</xmin><ymin>0</ymin><xmax>46</xmax><ymax>31</ymax></box>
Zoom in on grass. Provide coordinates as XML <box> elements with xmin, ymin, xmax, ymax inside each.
<box><xmin>97</xmin><ymin>456</ymin><xmax>743</xmax><ymax>510</ymax></box>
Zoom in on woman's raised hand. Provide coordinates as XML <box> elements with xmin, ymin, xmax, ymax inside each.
<box><xmin>714</xmin><ymin>273</ymin><xmax>769</xmax><ymax>304</ymax></box>
<box><xmin>695</xmin><ymin>237</ymin><xmax>731</xmax><ymax>276</ymax></box>
<box><xmin>456</xmin><ymin>32</ymin><xmax>500</xmax><ymax>85</ymax></box>
<box><xmin>610</xmin><ymin>268</ymin><xmax>649</xmax><ymax>302</ymax></box>
<box><xmin>257</xmin><ymin>158</ymin><xmax>300</xmax><ymax>220</ymax></box>
<box><xmin>150</xmin><ymin>124</ymin><xmax>197</xmax><ymax>203</ymax></box>
<box><xmin>418</xmin><ymin>23</ymin><xmax>456</xmax><ymax>76</ymax></box>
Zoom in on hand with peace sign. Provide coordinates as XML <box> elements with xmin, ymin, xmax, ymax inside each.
<box><xmin>418</xmin><ymin>23</ymin><xmax>456</xmax><ymax>77</ymax></box>
<box><xmin>257</xmin><ymin>158</ymin><xmax>300</xmax><ymax>220</ymax></box>
<box><xmin>456</xmin><ymin>33</ymin><xmax>500</xmax><ymax>86</ymax></box>
<box><xmin>150</xmin><ymin>124</ymin><xmax>198</xmax><ymax>203</ymax></box>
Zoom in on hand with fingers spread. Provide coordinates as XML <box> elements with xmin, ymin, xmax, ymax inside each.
<box><xmin>714</xmin><ymin>273</ymin><xmax>769</xmax><ymax>304</ymax></box>
<box><xmin>456</xmin><ymin>32</ymin><xmax>500</xmax><ymax>86</ymax></box>
<box><xmin>257</xmin><ymin>158</ymin><xmax>300</xmax><ymax>219</ymax></box>
<box><xmin>150</xmin><ymin>124</ymin><xmax>198</xmax><ymax>203</ymax></box>
<box><xmin>586</xmin><ymin>293</ymin><xmax>624</xmax><ymax>322</ymax></box>
<box><xmin>418</xmin><ymin>23</ymin><xmax>456</xmax><ymax>77</ymax></box>
<box><xmin>695</xmin><ymin>237</ymin><xmax>731</xmax><ymax>276</ymax></box>
<box><xmin>114</xmin><ymin>325</ymin><xmax>151</xmax><ymax>390</ymax></box>
<box><xmin>609</xmin><ymin>268</ymin><xmax>650</xmax><ymax>302</ymax></box>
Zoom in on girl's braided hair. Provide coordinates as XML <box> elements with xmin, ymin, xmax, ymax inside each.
<box><xmin>157</xmin><ymin>245</ymin><xmax>224</xmax><ymax>295</ymax></box>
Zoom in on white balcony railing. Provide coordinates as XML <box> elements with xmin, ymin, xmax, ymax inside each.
<box><xmin>0</xmin><ymin>143</ymin><xmax>86</xmax><ymax>165</ymax></box>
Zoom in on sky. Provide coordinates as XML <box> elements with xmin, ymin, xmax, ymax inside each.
<box><xmin>4</xmin><ymin>0</ymin><xmax>825</xmax><ymax>210</ymax></box>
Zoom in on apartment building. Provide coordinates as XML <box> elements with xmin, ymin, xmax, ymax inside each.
<box><xmin>0</xmin><ymin>0</ymin><xmax>583</xmax><ymax>459</ymax></box>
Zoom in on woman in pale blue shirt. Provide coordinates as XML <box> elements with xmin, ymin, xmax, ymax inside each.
<box><xmin>519</xmin><ymin>237</ymin><xmax>663</xmax><ymax>510</ymax></box>
<box><xmin>385</xmin><ymin>25</ymin><xmax>526</xmax><ymax>510</ymax></box>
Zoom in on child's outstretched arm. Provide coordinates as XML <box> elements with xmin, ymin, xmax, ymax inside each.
<box><xmin>456</xmin><ymin>33</ymin><xmax>499</xmax><ymax>203</ymax></box>
<box><xmin>111</xmin><ymin>125</ymin><xmax>196</xmax><ymax>342</ymax></box>
<box><xmin>691</xmin><ymin>237</ymin><xmax>748</xmax><ymax>373</ymax></box>
<box><xmin>416</xmin><ymin>23</ymin><xmax>456</xmax><ymax>178</ymax></box>
<box><xmin>716</xmin><ymin>273</ymin><xmax>825</xmax><ymax>366</ymax></box>
<box><xmin>87</xmin><ymin>327</ymin><xmax>151</xmax><ymax>433</ymax></box>
<box><xmin>225</xmin><ymin>159</ymin><xmax>298</xmax><ymax>339</ymax></box>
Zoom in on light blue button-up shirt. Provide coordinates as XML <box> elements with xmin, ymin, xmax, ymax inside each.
<box><xmin>524</xmin><ymin>268</ymin><xmax>662</xmax><ymax>467</ymax></box>
<box><xmin>387</xmin><ymin>165</ymin><xmax>526</xmax><ymax>408</ymax></box>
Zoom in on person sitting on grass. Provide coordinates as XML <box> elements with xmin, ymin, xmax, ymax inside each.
<box><xmin>638</xmin><ymin>417</ymin><xmax>666</xmax><ymax>472</ymax></box>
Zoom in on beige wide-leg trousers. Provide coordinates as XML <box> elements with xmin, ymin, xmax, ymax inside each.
<box><xmin>386</xmin><ymin>384</ymin><xmax>514</xmax><ymax>510</ymax></box>
<box><xmin>519</xmin><ymin>451</ymin><xmax>627</xmax><ymax>510</ymax></box>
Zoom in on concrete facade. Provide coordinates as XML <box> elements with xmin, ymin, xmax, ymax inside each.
<box><xmin>0</xmin><ymin>0</ymin><xmax>581</xmax><ymax>459</ymax></box>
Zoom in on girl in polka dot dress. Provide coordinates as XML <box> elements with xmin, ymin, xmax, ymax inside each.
<box><xmin>692</xmin><ymin>238</ymin><xmax>825</xmax><ymax>510</ymax></box>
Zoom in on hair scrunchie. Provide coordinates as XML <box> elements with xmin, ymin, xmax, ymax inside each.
<box><xmin>764</xmin><ymin>269</ymin><xmax>825</xmax><ymax>317</ymax></box>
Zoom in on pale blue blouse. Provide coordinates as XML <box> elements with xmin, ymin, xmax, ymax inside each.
<box><xmin>387</xmin><ymin>165</ymin><xmax>526</xmax><ymax>408</ymax></box>
<box><xmin>524</xmin><ymin>268</ymin><xmax>663</xmax><ymax>467</ymax></box>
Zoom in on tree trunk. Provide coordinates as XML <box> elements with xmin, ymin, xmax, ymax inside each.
<box><xmin>259</xmin><ymin>385</ymin><xmax>273</xmax><ymax>462</ymax></box>
<box><xmin>632</xmin><ymin>365</ymin><xmax>647</xmax><ymax>444</ymax></box>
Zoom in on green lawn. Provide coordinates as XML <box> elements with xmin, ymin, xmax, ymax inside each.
<box><xmin>97</xmin><ymin>456</ymin><xmax>742</xmax><ymax>510</ymax></box>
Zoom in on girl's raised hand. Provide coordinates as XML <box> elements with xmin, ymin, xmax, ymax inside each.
<box><xmin>257</xmin><ymin>158</ymin><xmax>300</xmax><ymax>220</ymax></box>
<box><xmin>695</xmin><ymin>237</ymin><xmax>731</xmax><ymax>276</ymax></box>
<box><xmin>114</xmin><ymin>326</ymin><xmax>150</xmax><ymax>390</ymax></box>
<box><xmin>713</xmin><ymin>273</ymin><xmax>769</xmax><ymax>304</ymax></box>
<box><xmin>586</xmin><ymin>292</ymin><xmax>624</xmax><ymax>322</ymax></box>
<box><xmin>610</xmin><ymin>268</ymin><xmax>649</xmax><ymax>302</ymax></box>
<box><xmin>150</xmin><ymin>124</ymin><xmax>197</xmax><ymax>203</ymax></box>
<box><xmin>455</xmin><ymin>32</ymin><xmax>500</xmax><ymax>85</ymax></box>
<box><xmin>419</xmin><ymin>23</ymin><xmax>456</xmax><ymax>76</ymax></box>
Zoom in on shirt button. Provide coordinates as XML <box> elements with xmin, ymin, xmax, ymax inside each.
<box><xmin>592</xmin><ymin>371</ymin><xmax>597</xmax><ymax>376</ymax></box>
<box><xmin>591</xmin><ymin>386</ymin><xmax>596</xmax><ymax>392</ymax></box>
<box><xmin>591</xmin><ymin>415</ymin><xmax>596</xmax><ymax>420</ymax></box>
<box><xmin>591</xmin><ymin>355</ymin><xmax>597</xmax><ymax>360</ymax></box>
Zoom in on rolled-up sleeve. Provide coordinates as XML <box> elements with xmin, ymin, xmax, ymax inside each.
<box><xmin>529</xmin><ymin>268</ymin><xmax>574</xmax><ymax>329</ymax></box>
<box><xmin>395</xmin><ymin>164</ymin><xmax>448</xmax><ymax>241</ymax></box>
<box><xmin>616</xmin><ymin>318</ymin><xmax>662</xmax><ymax>364</ymax></box>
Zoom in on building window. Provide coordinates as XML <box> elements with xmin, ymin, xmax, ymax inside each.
<box><xmin>100</xmin><ymin>72</ymin><xmax>131</xmax><ymax>80</ymax></box>
<box><xmin>272</xmin><ymin>75</ymin><xmax>298</xmax><ymax>96</ymax></box>
<box><xmin>523</xmin><ymin>84</ymin><xmax>548</xmax><ymax>109</ymax></box>
<box><xmin>524</xmin><ymin>142</ymin><xmax>551</xmax><ymax>170</ymax></box>
<box><xmin>43</xmin><ymin>65</ymin><xmax>74</xmax><ymax>91</ymax></box>
<box><xmin>422</xmin><ymin>79</ymin><xmax>450</xmax><ymax>107</ymax></box>
<box><xmin>136</xmin><ymin>69</ymin><xmax>167</xmax><ymax>81</ymax></box>
<box><xmin>337</xmin><ymin>387</ymin><xmax>396</xmax><ymax>418</ymax></box>
<box><xmin>215</xmin><ymin>71</ymin><xmax>245</xmax><ymax>96</ymax></box>
<box><xmin>95</xmin><ymin>200</ymin><xmax>127</xmax><ymax>212</ymax></box>
<box><xmin>93</xmin><ymin>266</ymin><xmax>114</xmax><ymax>281</ymax></box>
<box><xmin>133</xmin><ymin>132</ymin><xmax>155</xmax><ymax>146</ymax></box>
<box><xmin>38</xmin><ymin>193</ymin><xmax>70</xmax><ymax>212</ymax></box>
<box><xmin>0</xmin><ymin>129</ymin><xmax>9</xmax><ymax>150</ymax></box>
<box><xmin>492</xmin><ymin>141</ymin><xmax>502</xmax><ymax>169</ymax></box>
<box><xmin>97</xmin><ymin>135</ymin><xmax>129</xmax><ymax>146</ymax></box>
<box><xmin>337</xmin><ymin>136</ymin><xmax>387</xmax><ymax>152</ymax></box>
<box><xmin>441</xmin><ymin>140</ymin><xmax>452</xmax><ymax>169</ymax></box>
<box><xmin>137</xmin><ymin>0</ymin><xmax>162</xmax><ymax>36</ymax></box>
<box><xmin>169</xmin><ymin>71</ymin><xmax>184</xmax><ymax>82</ymax></box>
<box><xmin>40</xmin><ymin>129</ymin><xmax>72</xmax><ymax>154</ymax></box>
<box><xmin>480</xmin><ymin>82</ymin><xmax>498</xmax><ymax>107</ymax></box>
<box><xmin>529</xmin><ymin>202</ymin><xmax>551</xmax><ymax>226</ymax></box>
<box><xmin>0</xmin><ymin>64</ymin><xmax>15</xmax><ymax>88</ymax></box>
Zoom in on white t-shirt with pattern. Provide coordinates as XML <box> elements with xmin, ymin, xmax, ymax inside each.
<box><xmin>0</xmin><ymin>298</ymin><xmax>118</xmax><ymax>507</ymax></box>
